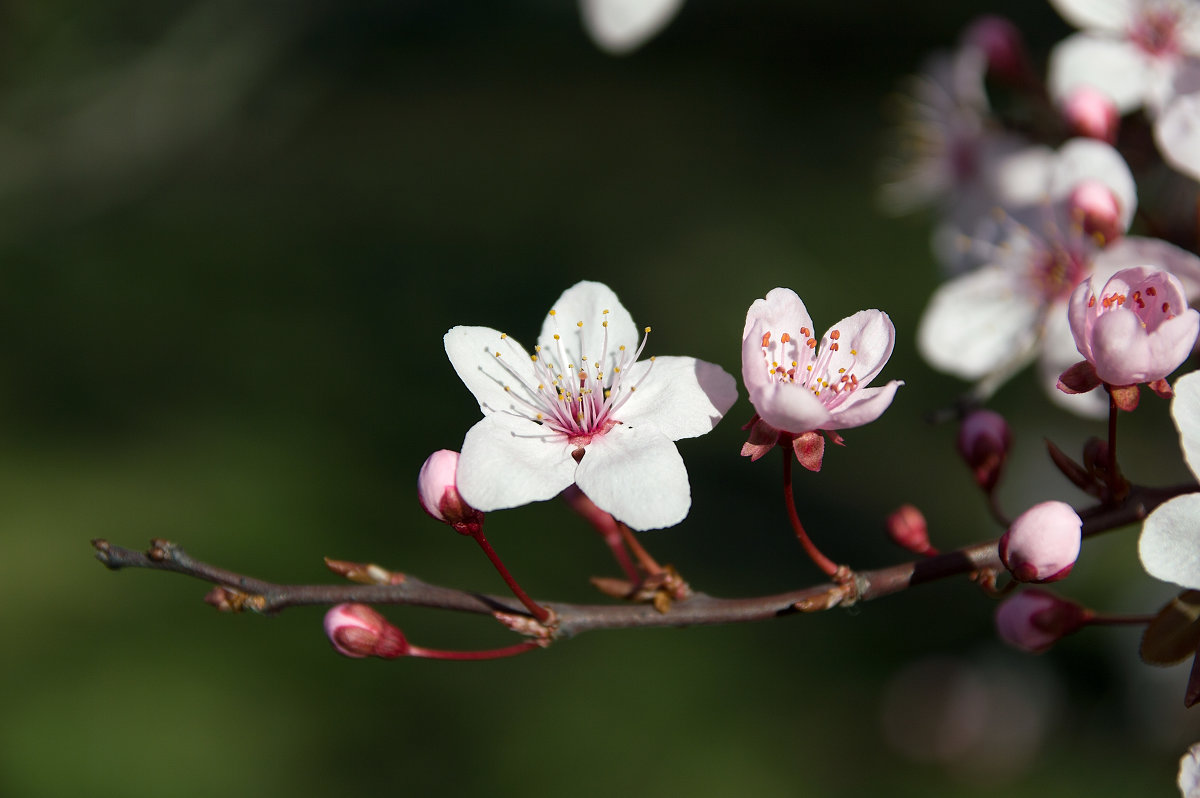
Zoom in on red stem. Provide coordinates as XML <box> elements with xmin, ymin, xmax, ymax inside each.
<box><xmin>781</xmin><ymin>447</ymin><xmax>839</xmax><ymax>578</ymax></box>
<box><xmin>408</xmin><ymin>640</ymin><xmax>543</xmax><ymax>661</ymax></box>
<box><xmin>619</xmin><ymin>523</ymin><xmax>664</xmax><ymax>576</ymax></box>
<box><xmin>470</xmin><ymin>529</ymin><xmax>551</xmax><ymax>624</ymax></box>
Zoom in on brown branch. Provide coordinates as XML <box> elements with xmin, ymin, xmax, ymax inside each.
<box><xmin>91</xmin><ymin>482</ymin><xmax>1194</xmax><ymax>641</ymax></box>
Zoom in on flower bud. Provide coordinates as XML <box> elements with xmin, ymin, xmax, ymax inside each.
<box><xmin>1067</xmin><ymin>178</ymin><xmax>1123</xmax><ymax>245</ymax></box>
<box><xmin>886</xmin><ymin>504</ymin><xmax>934</xmax><ymax>555</ymax></box>
<box><xmin>956</xmin><ymin>409</ymin><xmax>1011</xmax><ymax>492</ymax></box>
<box><xmin>999</xmin><ymin>501</ymin><xmax>1082</xmax><ymax>583</ymax></box>
<box><xmin>961</xmin><ymin>15</ymin><xmax>1033</xmax><ymax>86</ymax></box>
<box><xmin>995</xmin><ymin>589</ymin><xmax>1089</xmax><ymax>653</ymax></box>
<box><xmin>1062</xmin><ymin>86</ymin><xmax>1119</xmax><ymax>145</ymax></box>
<box><xmin>323</xmin><ymin>603</ymin><xmax>409</xmax><ymax>659</ymax></box>
<box><xmin>417</xmin><ymin>449</ymin><xmax>482</xmax><ymax>533</ymax></box>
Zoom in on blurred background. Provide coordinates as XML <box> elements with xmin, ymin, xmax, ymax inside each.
<box><xmin>3</xmin><ymin>0</ymin><xmax>1199</xmax><ymax>795</ymax></box>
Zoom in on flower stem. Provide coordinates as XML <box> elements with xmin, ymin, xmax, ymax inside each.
<box><xmin>619</xmin><ymin>523</ymin><xmax>665</xmax><ymax>577</ymax></box>
<box><xmin>469</xmin><ymin>529</ymin><xmax>551</xmax><ymax>624</ymax></box>
<box><xmin>408</xmin><ymin>640</ymin><xmax>543</xmax><ymax>661</ymax></box>
<box><xmin>1108</xmin><ymin>389</ymin><xmax>1119</xmax><ymax>480</ymax></box>
<box><xmin>781</xmin><ymin>447</ymin><xmax>840</xmax><ymax>578</ymax></box>
<box><xmin>1085</xmin><ymin>612</ymin><xmax>1157</xmax><ymax>627</ymax></box>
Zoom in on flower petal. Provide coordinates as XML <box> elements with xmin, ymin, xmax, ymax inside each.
<box><xmin>1140</xmin><ymin>493</ymin><xmax>1200</xmax><ymax>591</ymax></box>
<box><xmin>1091</xmin><ymin>235</ymin><xmax>1200</xmax><ymax>295</ymax></box>
<box><xmin>617</xmin><ymin>355</ymin><xmax>738</xmax><ymax>441</ymax></box>
<box><xmin>1048</xmin><ymin>34</ymin><xmax>1150</xmax><ymax>112</ymax></box>
<box><xmin>1090</xmin><ymin>306</ymin><xmax>1200</xmax><ymax>385</ymax></box>
<box><xmin>574</xmin><ymin>424</ymin><xmax>690</xmax><ymax>530</ymax></box>
<box><xmin>456</xmin><ymin>414</ymin><xmax>578</xmax><ymax>513</ymax></box>
<box><xmin>917</xmin><ymin>264</ymin><xmax>1041</xmax><ymax>380</ymax></box>
<box><xmin>445</xmin><ymin>325</ymin><xmax>537</xmax><ymax>415</ymax></box>
<box><xmin>1048</xmin><ymin>138</ymin><xmax>1137</xmax><ymax>231</ymax></box>
<box><xmin>748</xmin><ymin>381</ymin><xmax>833</xmax><ymax>434</ymax></box>
<box><xmin>820</xmin><ymin>309</ymin><xmax>895</xmax><ymax>387</ymax></box>
<box><xmin>579</xmin><ymin>0</ymin><xmax>685</xmax><ymax>55</ymax></box>
<box><xmin>1039</xmin><ymin>306</ymin><xmax>1109</xmax><ymax>418</ymax></box>
<box><xmin>1049</xmin><ymin>0</ymin><xmax>1134</xmax><ymax>32</ymax></box>
<box><xmin>1174</xmin><ymin>371</ymin><xmax>1200</xmax><ymax>480</ymax></box>
<box><xmin>539</xmin><ymin>281</ymin><xmax>639</xmax><ymax>377</ymax></box>
<box><xmin>742</xmin><ymin>287</ymin><xmax>815</xmax><ymax>393</ymax></box>
<box><xmin>1158</xmin><ymin>92</ymin><xmax>1200</xmax><ymax>182</ymax></box>
<box><xmin>822</xmin><ymin>380</ymin><xmax>904</xmax><ymax>430</ymax></box>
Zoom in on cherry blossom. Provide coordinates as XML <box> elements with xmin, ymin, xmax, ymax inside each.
<box><xmin>1181</xmin><ymin>742</ymin><xmax>1200</xmax><ymax>798</ymax></box>
<box><xmin>444</xmin><ymin>281</ymin><xmax>736</xmax><ymax>531</ymax></box>
<box><xmin>1047</xmin><ymin>0</ymin><xmax>1200</xmax><ymax>116</ymax></box>
<box><xmin>740</xmin><ymin>287</ymin><xmax>902</xmax><ymax>461</ymax></box>
<box><xmin>1139</xmin><ymin>371</ymin><xmax>1200</xmax><ymax>588</ymax></box>
<box><xmin>995</xmin><ymin>589</ymin><xmax>1089</xmax><ymax>653</ymax></box>
<box><xmin>1065</xmin><ymin>265</ymin><xmax>1200</xmax><ymax>388</ymax></box>
<box><xmin>915</xmin><ymin>138</ymin><xmax>1200</xmax><ymax>416</ymax></box>
<box><xmin>580</xmin><ymin>0</ymin><xmax>684</xmax><ymax>55</ymax></box>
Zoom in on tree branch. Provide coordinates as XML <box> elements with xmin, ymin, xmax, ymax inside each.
<box><xmin>91</xmin><ymin>482</ymin><xmax>1193</xmax><ymax>641</ymax></box>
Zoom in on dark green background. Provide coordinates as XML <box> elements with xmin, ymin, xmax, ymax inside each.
<box><xmin>2</xmin><ymin>1</ymin><xmax>1197</xmax><ymax>795</ymax></box>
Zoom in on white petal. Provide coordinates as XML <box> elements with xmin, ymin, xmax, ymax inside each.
<box><xmin>988</xmin><ymin>144</ymin><xmax>1055</xmax><ymax>210</ymax></box>
<box><xmin>1174</xmin><ymin>371</ymin><xmax>1200</xmax><ymax>480</ymax></box>
<box><xmin>917</xmin><ymin>265</ymin><xmax>1041</xmax><ymax>380</ymax></box>
<box><xmin>456</xmin><ymin>415</ymin><xmax>578</xmax><ymax>513</ymax></box>
<box><xmin>1049</xmin><ymin>0</ymin><xmax>1135</xmax><ymax>32</ymax></box>
<box><xmin>1139</xmin><ymin>493</ymin><xmax>1200</xmax><ymax>590</ymax></box>
<box><xmin>1038</xmin><ymin>307</ymin><xmax>1109</xmax><ymax>419</ymax></box>
<box><xmin>574</xmin><ymin>424</ymin><xmax>690</xmax><ymax>530</ymax></box>
<box><xmin>1157</xmin><ymin>92</ymin><xmax>1200</xmax><ymax>182</ymax></box>
<box><xmin>1180</xmin><ymin>742</ymin><xmax>1200</xmax><ymax>798</ymax></box>
<box><xmin>444</xmin><ymin>325</ymin><xmax>537</xmax><ymax>415</ymax></box>
<box><xmin>1048</xmin><ymin>34</ymin><xmax>1151</xmax><ymax>112</ymax></box>
<box><xmin>538</xmin><ymin>281</ymin><xmax>638</xmax><ymax>378</ymax></box>
<box><xmin>1091</xmin><ymin>236</ymin><xmax>1200</xmax><ymax>295</ymax></box>
<box><xmin>580</xmin><ymin>0</ymin><xmax>684</xmax><ymax>55</ymax></box>
<box><xmin>1049</xmin><ymin>138</ymin><xmax>1137</xmax><ymax>230</ymax></box>
<box><xmin>616</xmin><ymin>356</ymin><xmax>737</xmax><ymax>441</ymax></box>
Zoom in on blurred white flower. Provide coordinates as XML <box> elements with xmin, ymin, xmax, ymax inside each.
<box><xmin>580</xmin><ymin>0</ymin><xmax>684</xmax><ymax>55</ymax></box>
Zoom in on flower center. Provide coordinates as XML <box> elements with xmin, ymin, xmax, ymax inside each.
<box><xmin>759</xmin><ymin>326</ymin><xmax>861</xmax><ymax>409</ymax></box>
<box><xmin>1089</xmin><ymin>280</ymin><xmax>1178</xmax><ymax>331</ymax></box>
<box><xmin>1129</xmin><ymin>5</ymin><xmax>1182</xmax><ymax>58</ymax></box>
<box><xmin>490</xmin><ymin>308</ymin><xmax>655</xmax><ymax>446</ymax></box>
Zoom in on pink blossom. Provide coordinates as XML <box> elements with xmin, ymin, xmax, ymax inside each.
<box><xmin>999</xmin><ymin>501</ymin><xmax>1082</xmax><ymax>583</ymax></box>
<box><xmin>1067</xmin><ymin>266</ymin><xmax>1200</xmax><ymax>387</ymax></box>
<box><xmin>886</xmin><ymin>504</ymin><xmax>933</xmax><ymax>554</ymax></box>
<box><xmin>1063</xmin><ymin>86</ymin><xmax>1121</xmax><ymax>144</ymax></box>
<box><xmin>995</xmin><ymin>589</ymin><xmax>1089</xmax><ymax>653</ymax></box>
<box><xmin>741</xmin><ymin>287</ymin><xmax>902</xmax><ymax>442</ymax></box>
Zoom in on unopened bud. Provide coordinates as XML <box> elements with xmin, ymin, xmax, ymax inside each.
<box><xmin>957</xmin><ymin>409</ymin><xmax>1011</xmax><ymax>492</ymax></box>
<box><xmin>995</xmin><ymin>588</ymin><xmax>1090</xmax><ymax>653</ymax></box>
<box><xmin>1062</xmin><ymin>86</ymin><xmax>1119</xmax><ymax>145</ymax></box>
<box><xmin>323</xmin><ymin>603</ymin><xmax>409</xmax><ymax>659</ymax></box>
<box><xmin>417</xmin><ymin>449</ymin><xmax>482</xmax><ymax>533</ymax></box>
<box><xmin>999</xmin><ymin>501</ymin><xmax>1082</xmax><ymax>583</ymax></box>
<box><xmin>886</xmin><ymin>504</ymin><xmax>934</xmax><ymax>555</ymax></box>
<box><xmin>1067</xmin><ymin>178</ymin><xmax>1123</xmax><ymax>244</ymax></box>
<box><xmin>961</xmin><ymin>15</ymin><xmax>1032</xmax><ymax>86</ymax></box>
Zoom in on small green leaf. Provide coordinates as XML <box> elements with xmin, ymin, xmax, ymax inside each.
<box><xmin>1141</xmin><ymin>590</ymin><xmax>1200</xmax><ymax>666</ymax></box>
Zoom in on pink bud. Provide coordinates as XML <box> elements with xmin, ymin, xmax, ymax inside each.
<box><xmin>887</xmin><ymin>504</ymin><xmax>934</xmax><ymax>554</ymax></box>
<box><xmin>323</xmin><ymin>603</ymin><xmax>409</xmax><ymax>659</ymax></box>
<box><xmin>1067</xmin><ymin>266</ymin><xmax>1200</xmax><ymax>388</ymax></box>
<box><xmin>999</xmin><ymin>501</ymin><xmax>1082</xmax><ymax>583</ymax></box>
<box><xmin>956</xmin><ymin>409</ymin><xmax>1011</xmax><ymax>492</ymax></box>
<box><xmin>1062</xmin><ymin>86</ymin><xmax>1120</xmax><ymax>145</ymax></box>
<box><xmin>417</xmin><ymin>449</ymin><xmax>482</xmax><ymax>533</ymax></box>
<box><xmin>1067</xmin><ymin>179</ymin><xmax>1123</xmax><ymax>245</ymax></box>
<box><xmin>995</xmin><ymin>589</ymin><xmax>1089</xmax><ymax>653</ymax></box>
<box><xmin>961</xmin><ymin>15</ymin><xmax>1032</xmax><ymax>86</ymax></box>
